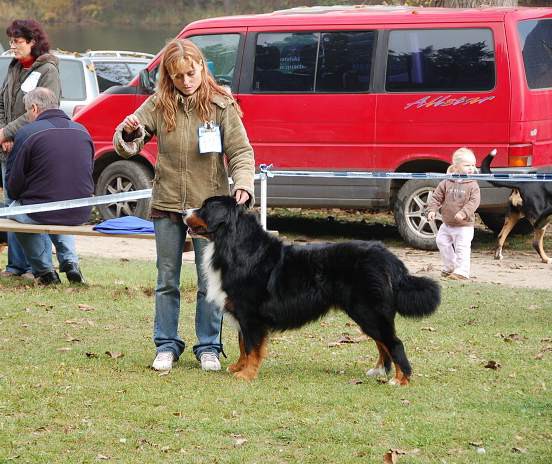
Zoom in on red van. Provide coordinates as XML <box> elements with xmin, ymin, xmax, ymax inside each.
<box><xmin>74</xmin><ymin>5</ymin><xmax>552</xmax><ymax>248</ymax></box>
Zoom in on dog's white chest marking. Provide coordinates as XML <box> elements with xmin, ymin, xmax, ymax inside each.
<box><xmin>201</xmin><ymin>242</ymin><xmax>240</xmax><ymax>330</ymax></box>
<box><xmin>202</xmin><ymin>242</ymin><xmax>227</xmax><ymax>309</ymax></box>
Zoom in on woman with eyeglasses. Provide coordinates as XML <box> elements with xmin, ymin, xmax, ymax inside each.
<box><xmin>113</xmin><ymin>39</ymin><xmax>254</xmax><ymax>373</ymax></box>
<box><xmin>0</xmin><ymin>19</ymin><xmax>61</xmax><ymax>279</ymax></box>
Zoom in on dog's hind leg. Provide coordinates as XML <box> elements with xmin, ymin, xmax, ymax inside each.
<box><xmin>495</xmin><ymin>210</ymin><xmax>524</xmax><ymax>260</ymax></box>
<box><xmin>227</xmin><ymin>332</ymin><xmax>248</xmax><ymax>373</ymax></box>
<box><xmin>379</xmin><ymin>334</ymin><xmax>411</xmax><ymax>386</ymax></box>
<box><xmin>532</xmin><ymin>226</ymin><xmax>551</xmax><ymax>264</ymax></box>
<box><xmin>233</xmin><ymin>335</ymin><xmax>268</xmax><ymax>381</ymax></box>
<box><xmin>366</xmin><ymin>341</ymin><xmax>392</xmax><ymax>378</ymax></box>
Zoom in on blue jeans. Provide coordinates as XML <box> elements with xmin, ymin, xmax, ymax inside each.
<box><xmin>1</xmin><ymin>162</ymin><xmax>32</xmax><ymax>275</ymax></box>
<box><xmin>8</xmin><ymin>201</ymin><xmax>78</xmax><ymax>276</ymax></box>
<box><xmin>153</xmin><ymin>216</ymin><xmax>223</xmax><ymax>360</ymax></box>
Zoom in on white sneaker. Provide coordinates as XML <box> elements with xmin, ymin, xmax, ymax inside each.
<box><xmin>152</xmin><ymin>351</ymin><xmax>174</xmax><ymax>371</ymax></box>
<box><xmin>200</xmin><ymin>352</ymin><xmax>221</xmax><ymax>371</ymax></box>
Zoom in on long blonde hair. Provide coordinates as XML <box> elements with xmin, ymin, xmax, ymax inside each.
<box><xmin>156</xmin><ymin>38</ymin><xmax>240</xmax><ymax>132</ymax></box>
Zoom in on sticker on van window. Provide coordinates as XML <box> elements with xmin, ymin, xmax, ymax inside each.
<box><xmin>404</xmin><ymin>95</ymin><xmax>495</xmax><ymax>110</ymax></box>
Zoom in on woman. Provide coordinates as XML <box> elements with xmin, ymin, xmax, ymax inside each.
<box><xmin>113</xmin><ymin>39</ymin><xmax>255</xmax><ymax>372</ymax></box>
<box><xmin>0</xmin><ymin>19</ymin><xmax>61</xmax><ymax>279</ymax></box>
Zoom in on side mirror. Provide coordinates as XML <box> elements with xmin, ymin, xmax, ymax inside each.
<box><xmin>139</xmin><ymin>68</ymin><xmax>155</xmax><ymax>94</ymax></box>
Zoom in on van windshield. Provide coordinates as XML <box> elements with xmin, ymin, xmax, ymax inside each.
<box><xmin>518</xmin><ymin>19</ymin><xmax>552</xmax><ymax>89</ymax></box>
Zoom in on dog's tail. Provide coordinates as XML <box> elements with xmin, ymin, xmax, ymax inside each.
<box><xmin>480</xmin><ymin>149</ymin><xmax>520</xmax><ymax>189</ymax></box>
<box><xmin>395</xmin><ymin>274</ymin><xmax>440</xmax><ymax>318</ymax></box>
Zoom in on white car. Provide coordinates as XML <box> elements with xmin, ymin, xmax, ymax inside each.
<box><xmin>83</xmin><ymin>50</ymin><xmax>153</xmax><ymax>93</ymax></box>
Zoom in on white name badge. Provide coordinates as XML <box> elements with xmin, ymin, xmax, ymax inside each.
<box><xmin>198</xmin><ymin>122</ymin><xmax>222</xmax><ymax>154</ymax></box>
<box><xmin>21</xmin><ymin>71</ymin><xmax>42</xmax><ymax>93</ymax></box>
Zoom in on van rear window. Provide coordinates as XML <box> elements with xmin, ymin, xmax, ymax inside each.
<box><xmin>385</xmin><ymin>29</ymin><xmax>495</xmax><ymax>92</ymax></box>
<box><xmin>254</xmin><ymin>31</ymin><xmax>375</xmax><ymax>93</ymax></box>
<box><xmin>518</xmin><ymin>19</ymin><xmax>552</xmax><ymax>90</ymax></box>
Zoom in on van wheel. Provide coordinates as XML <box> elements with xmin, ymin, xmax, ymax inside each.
<box><xmin>394</xmin><ymin>180</ymin><xmax>441</xmax><ymax>250</ymax></box>
<box><xmin>95</xmin><ymin>160</ymin><xmax>152</xmax><ymax>220</ymax></box>
<box><xmin>478</xmin><ymin>212</ymin><xmax>532</xmax><ymax>236</ymax></box>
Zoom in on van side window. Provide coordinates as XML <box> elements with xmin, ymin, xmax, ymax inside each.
<box><xmin>189</xmin><ymin>34</ymin><xmax>241</xmax><ymax>86</ymax></box>
<box><xmin>385</xmin><ymin>29</ymin><xmax>495</xmax><ymax>92</ymax></box>
<box><xmin>518</xmin><ymin>19</ymin><xmax>552</xmax><ymax>90</ymax></box>
<box><xmin>254</xmin><ymin>31</ymin><xmax>375</xmax><ymax>93</ymax></box>
<box><xmin>254</xmin><ymin>33</ymin><xmax>318</xmax><ymax>92</ymax></box>
<box><xmin>317</xmin><ymin>31</ymin><xmax>374</xmax><ymax>92</ymax></box>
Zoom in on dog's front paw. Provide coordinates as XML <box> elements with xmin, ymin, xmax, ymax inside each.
<box><xmin>234</xmin><ymin>369</ymin><xmax>258</xmax><ymax>381</ymax></box>
<box><xmin>494</xmin><ymin>249</ymin><xmax>503</xmax><ymax>260</ymax></box>
<box><xmin>227</xmin><ymin>362</ymin><xmax>244</xmax><ymax>373</ymax></box>
<box><xmin>366</xmin><ymin>366</ymin><xmax>387</xmax><ymax>377</ymax></box>
<box><xmin>388</xmin><ymin>376</ymin><xmax>409</xmax><ymax>386</ymax></box>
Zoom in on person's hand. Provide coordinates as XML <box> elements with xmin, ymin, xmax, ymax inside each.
<box><xmin>234</xmin><ymin>189</ymin><xmax>250</xmax><ymax>205</ymax></box>
<box><xmin>122</xmin><ymin>114</ymin><xmax>141</xmax><ymax>134</ymax></box>
<box><xmin>1</xmin><ymin>141</ymin><xmax>13</xmax><ymax>153</ymax></box>
<box><xmin>427</xmin><ymin>211</ymin><xmax>436</xmax><ymax>221</ymax></box>
<box><xmin>454</xmin><ymin>211</ymin><xmax>464</xmax><ymax>221</ymax></box>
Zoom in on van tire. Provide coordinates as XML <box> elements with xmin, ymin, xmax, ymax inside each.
<box><xmin>478</xmin><ymin>212</ymin><xmax>532</xmax><ymax>236</ymax></box>
<box><xmin>95</xmin><ymin>160</ymin><xmax>153</xmax><ymax>220</ymax></box>
<box><xmin>394</xmin><ymin>180</ymin><xmax>441</xmax><ymax>250</ymax></box>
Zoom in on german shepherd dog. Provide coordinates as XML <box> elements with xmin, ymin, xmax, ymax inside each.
<box><xmin>184</xmin><ymin>196</ymin><xmax>440</xmax><ymax>385</ymax></box>
<box><xmin>481</xmin><ymin>150</ymin><xmax>552</xmax><ymax>263</ymax></box>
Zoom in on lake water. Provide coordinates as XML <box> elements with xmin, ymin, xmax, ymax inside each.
<box><xmin>46</xmin><ymin>24</ymin><xmax>183</xmax><ymax>55</ymax></box>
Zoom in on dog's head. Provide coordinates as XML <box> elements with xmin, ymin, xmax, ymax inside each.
<box><xmin>183</xmin><ymin>196</ymin><xmax>239</xmax><ymax>239</ymax></box>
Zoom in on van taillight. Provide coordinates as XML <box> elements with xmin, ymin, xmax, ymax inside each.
<box><xmin>508</xmin><ymin>144</ymin><xmax>533</xmax><ymax>167</ymax></box>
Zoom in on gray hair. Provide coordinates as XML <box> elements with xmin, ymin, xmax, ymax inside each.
<box><xmin>23</xmin><ymin>87</ymin><xmax>59</xmax><ymax>112</ymax></box>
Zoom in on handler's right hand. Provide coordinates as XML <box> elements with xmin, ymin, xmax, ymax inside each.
<box><xmin>122</xmin><ymin>114</ymin><xmax>141</xmax><ymax>134</ymax></box>
<box><xmin>427</xmin><ymin>211</ymin><xmax>436</xmax><ymax>222</ymax></box>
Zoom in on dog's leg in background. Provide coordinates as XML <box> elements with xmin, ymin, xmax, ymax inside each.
<box><xmin>532</xmin><ymin>226</ymin><xmax>551</xmax><ymax>263</ymax></box>
<box><xmin>233</xmin><ymin>336</ymin><xmax>268</xmax><ymax>381</ymax></box>
<box><xmin>495</xmin><ymin>210</ymin><xmax>524</xmax><ymax>260</ymax></box>
<box><xmin>366</xmin><ymin>341</ymin><xmax>392</xmax><ymax>378</ymax></box>
<box><xmin>378</xmin><ymin>336</ymin><xmax>411</xmax><ymax>386</ymax></box>
<box><xmin>227</xmin><ymin>332</ymin><xmax>248</xmax><ymax>373</ymax></box>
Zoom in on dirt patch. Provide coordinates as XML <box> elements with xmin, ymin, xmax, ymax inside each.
<box><xmin>75</xmin><ymin>234</ymin><xmax>552</xmax><ymax>290</ymax></box>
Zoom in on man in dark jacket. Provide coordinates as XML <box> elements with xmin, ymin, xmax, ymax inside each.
<box><xmin>6</xmin><ymin>87</ymin><xmax>94</xmax><ymax>285</ymax></box>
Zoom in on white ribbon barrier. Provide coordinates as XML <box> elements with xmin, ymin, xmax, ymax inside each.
<box><xmin>1</xmin><ymin>167</ymin><xmax>550</xmax><ymax>230</ymax></box>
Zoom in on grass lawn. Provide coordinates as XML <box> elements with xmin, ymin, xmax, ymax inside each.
<box><xmin>0</xmin><ymin>256</ymin><xmax>551</xmax><ymax>463</ymax></box>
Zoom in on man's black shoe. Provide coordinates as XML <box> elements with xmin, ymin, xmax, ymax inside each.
<box><xmin>37</xmin><ymin>270</ymin><xmax>61</xmax><ymax>285</ymax></box>
<box><xmin>60</xmin><ymin>262</ymin><xmax>85</xmax><ymax>283</ymax></box>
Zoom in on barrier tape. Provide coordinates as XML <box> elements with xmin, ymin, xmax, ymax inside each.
<box><xmin>1</xmin><ymin>168</ymin><xmax>550</xmax><ymax>218</ymax></box>
<box><xmin>0</xmin><ymin>189</ymin><xmax>152</xmax><ymax>218</ymax></box>
<box><xmin>258</xmin><ymin>165</ymin><xmax>552</xmax><ymax>182</ymax></box>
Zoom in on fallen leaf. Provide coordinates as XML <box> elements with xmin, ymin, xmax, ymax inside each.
<box><xmin>96</xmin><ymin>454</ymin><xmax>110</xmax><ymax>461</ymax></box>
<box><xmin>484</xmin><ymin>360</ymin><xmax>501</xmax><ymax>370</ymax></box>
<box><xmin>511</xmin><ymin>447</ymin><xmax>528</xmax><ymax>453</ymax></box>
<box><xmin>328</xmin><ymin>334</ymin><xmax>358</xmax><ymax>347</ymax></box>
<box><xmin>85</xmin><ymin>352</ymin><xmax>99</xmax><ymax>358</ymax></box>
<box><xmin>57</xmin><ymin>347</ymin><xmax>72</xmax><ymax>352</ymax></box>
<box><xmin>105</xmin><ymin>351</ymin><xmax>124</xmax><ymax>359</ymax></box>
<box><xmin>349</xmin><ymin>379</ymin><xmax>363</xmax><ymax>385</ymax></box>
<box><xmin>231</xmin><ymin>434</ymin><xmax>247</xmax><ymax>447</ymax></box>
<box><xmin>421</xmin><ymin>326</ymin><xmax>436</xmax><ymax>332</ymax></box>
<box><xmin>78</xmin><ymin>303</ymin><xmax>95</xmax><ymax>312</ymax></box>
<box><xmin>65</xmin><ymin>336</ymin><xmax>80</xmax><ymax>343</ymax></box>
<box><xmin>469</xmin><ymin>441</ymin><xmax>484</xmax><ymax>447</ymax></box>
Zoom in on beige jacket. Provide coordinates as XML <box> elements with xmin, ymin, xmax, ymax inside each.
<box><xmin>427</xmin><ymin>179</ymin><xmax>481</xmax><ymax>227</ymax></box>
<box><xmin>114</xmin><ymin>92</ymin><xmax>255</xmax><ymax>212</ymax></box>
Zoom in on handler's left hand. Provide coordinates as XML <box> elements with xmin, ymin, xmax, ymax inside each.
<box><xmin>234</xmin><ymin>189</ymin><xmax>250</xmax><ymax>205</ymax></box>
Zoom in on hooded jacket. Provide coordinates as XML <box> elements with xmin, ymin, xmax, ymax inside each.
<box><xmin>0</xmin><ymin>53</ymin><xmax>61</xmax><ymax>160</ymax></box>
<box><xmin>113</xmin><ymin>92</ymin><xmax>255</xmax><ymax>212</ymax></box>
<box><xmin>427</xmin><ymin>179</ymin><xmax>481</xmax><ymax>227</ymax></box>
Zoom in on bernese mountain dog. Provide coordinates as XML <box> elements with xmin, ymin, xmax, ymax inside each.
<box><xmin>184</xmin><ymin>196</ymin><xmax>440</xmax><ymax>385</ymax></box>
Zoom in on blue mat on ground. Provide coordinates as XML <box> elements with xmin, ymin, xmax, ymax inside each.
<box><xmin>93</xmin><ymin>216</ymin><xmax>154</xmax><ymax>235</ymax></box>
